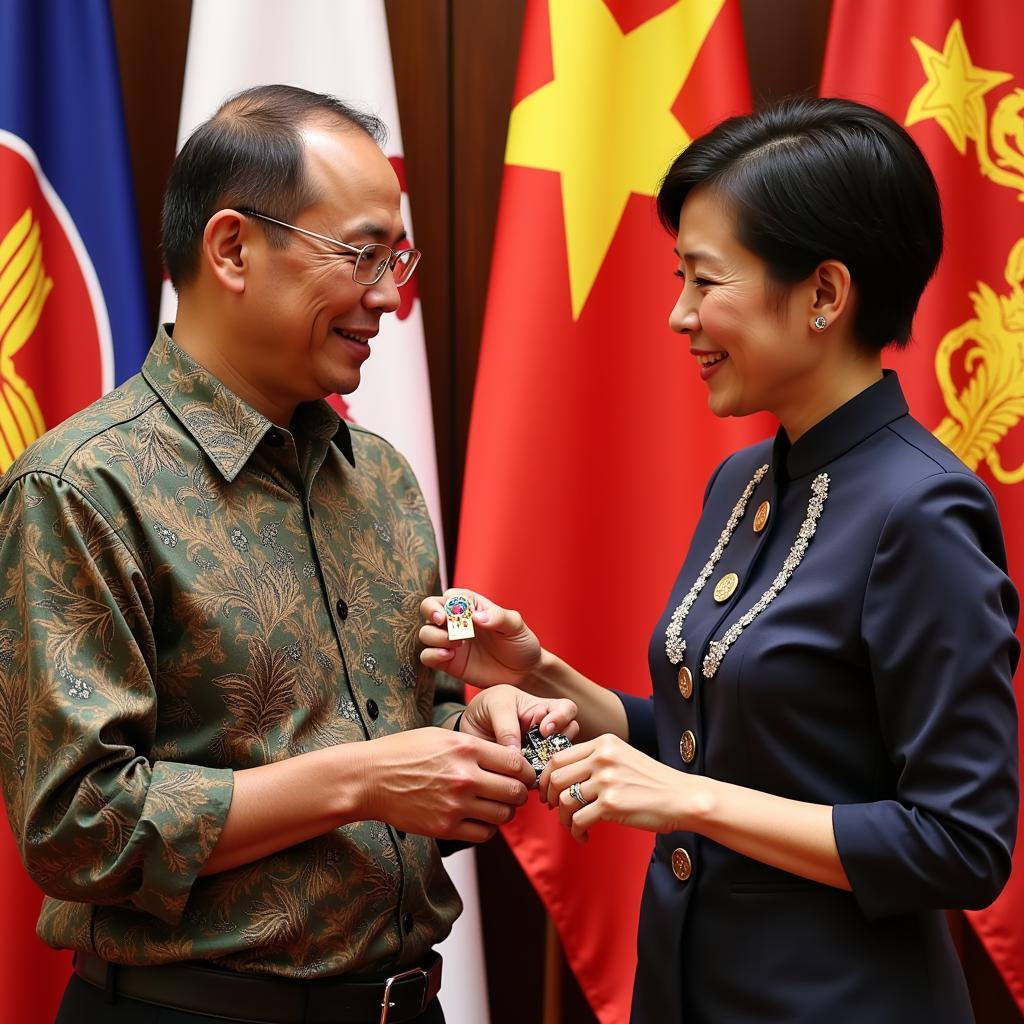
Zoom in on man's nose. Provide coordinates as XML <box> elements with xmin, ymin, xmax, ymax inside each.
<box><xmin>364</xmin><ymin>268</ymin><xmax>401</xmax><ymax>313</ymax></box>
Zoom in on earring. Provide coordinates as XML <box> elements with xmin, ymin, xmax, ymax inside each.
<box><xmin>813</xmin><ymin>315</ymin><xmax>828</xmax><ymax>331</ymax></box>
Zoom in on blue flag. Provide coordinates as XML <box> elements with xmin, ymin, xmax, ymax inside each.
<box><xmin>0</xmin><ymin>2</ymin><xmax>150</xmax><ymax>1019</ymax></box>
<box><xmin>0</xmin><ymin>0</ymin><xmax>150</xmax><ymax>470</ymax></box>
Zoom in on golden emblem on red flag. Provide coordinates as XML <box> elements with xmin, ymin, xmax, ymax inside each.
<box><xmin>0</xmin><ymin>207</ymin><xmax>50</xmax><ymax>469</ymax></box>
<box><xmin>906</xmin><ymin>19</ymin><xmax>1024</xmax><ymax>479</ymax></box>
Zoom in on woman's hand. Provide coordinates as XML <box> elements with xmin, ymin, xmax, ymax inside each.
<box><xmin>460</xmin><ymin>684</ymin><xmax>579</xmax><ymax>750</ymax></box>
<box><xmin>540</xmin><ymin>734</ymin><xmax>693</xmax><ymax>842</ymax></box>
<box><xmin>419</xmin><ymin>589</ymin><xmax>542</xmax><ymax>688</ymax></box>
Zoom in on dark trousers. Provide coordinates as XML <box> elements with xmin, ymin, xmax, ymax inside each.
<box><xmin>55</xmin><ymin>973</ymin><xmax>447</xmax><ymax>1024</ymax></box>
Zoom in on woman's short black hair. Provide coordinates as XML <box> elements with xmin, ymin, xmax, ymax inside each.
<box><xmin>656</xmin><ymin>96</ymin><xmax>943</xmax><ymax>351</ymax></box>
<box><xmin>161</xmin><ymin>84</ymin><xmax>387</xmax><ymax>288</ymax></box>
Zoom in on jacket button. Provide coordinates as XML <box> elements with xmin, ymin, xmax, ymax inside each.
<box><xmin>402</xmin><ymin>913</ymin><xmax>414</xmax><ymax>933</ymax></box>
<box><xmin>679</xmin><ymin>730</ymin><xmax>697</xmax><ymax>764</ymax></box>
<box><xmin>671</xmin><ymin>848</ymin><xmax>692</xmax><ymax>882</ymax></box>
<box><xmin>713</xmin><ymin>572</ymin><xmax>739</xmax><ymax>602</ymax></box>
<box><xmin>677</xmin><ymin>665</ymin><xmax>693</xmax><ymax>700</ymax></box>
<box><xmin>265</xmin><ymin>429</ymin><xmax>284</xmax><ymax>447</ymax></box>
<box><xmin>336</xmin><ymin>598</ymin><xmax>349</xmax><ymax>620</ymax></box>
<box><xmin>366</xmin><ymin>699</ymin><xmax>379</xmax><ymax>720</ymax></box>
<box><xmin>753</xmin><ymin>499</ymin><xmax>771</xmax><ymax>533</ymax></box>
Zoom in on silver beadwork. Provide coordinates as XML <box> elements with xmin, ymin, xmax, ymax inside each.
<box><xmin>701</xmin><ymin>473</ymin><xmax>829</xmax><ymax>678</ymax></box>
<box><xmin>664</xmin><ymin>465</ymin><xmax>769</xmax><ymax>665</ymax></box>
<box><xmin>665</xmin><ymin>469</ymin><xmax>831</xmax><ymax>679</ymax></box>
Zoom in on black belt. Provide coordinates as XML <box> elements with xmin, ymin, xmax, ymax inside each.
<box><xmin>74</xmin><ymin>950</ymin><xmax>442</xmax><ymax>1024</ymax></box>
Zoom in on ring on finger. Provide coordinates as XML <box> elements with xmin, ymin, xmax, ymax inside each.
<box><xmin>569</xmin><ymin>782</ymin><xmax>589</xmax><ymax>807</ymax></box>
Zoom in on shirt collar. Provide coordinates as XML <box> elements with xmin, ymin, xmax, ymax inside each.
<box><xmin>771</xmin><ymin>370</ymin><xmax>909</xmax><ymax>482</ymax></box>
<box><xmin>142</xmin><ymin>326</ymin><xmax>355</xmax><ymax>482</ymax></box>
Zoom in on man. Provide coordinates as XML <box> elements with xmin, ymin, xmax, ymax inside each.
<box><xmin>0</xmin><ymin>85</ymin><xmax>574</xmax><ymax>1024</ymax></box>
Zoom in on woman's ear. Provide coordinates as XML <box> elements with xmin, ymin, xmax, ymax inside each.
<box><xmin>809</xmin><ymin>259</ymin><xmax>852</xmax><ymax>332</ymax></box>
<box><xmin>201</xmin><ymin>209</ymin><xmax>249</xmax><ymax>294</ymax></box>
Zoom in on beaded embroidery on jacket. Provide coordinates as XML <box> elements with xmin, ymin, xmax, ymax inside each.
<box><xmin>664</xmin><ymin>466</ymin><xmax>830</xmax><ymax>678</ymax></box>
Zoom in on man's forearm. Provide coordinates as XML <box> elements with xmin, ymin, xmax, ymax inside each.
<box><xmin>199</xmin><ymin>745</ymin><xmax>367</xmax><ymax>876</ymax></box>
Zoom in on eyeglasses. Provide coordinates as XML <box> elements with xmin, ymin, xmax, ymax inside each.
<box><xmin>237</xmin><ymin>209</ymin><xmax>421</xmax><ymax>287</ymax></box>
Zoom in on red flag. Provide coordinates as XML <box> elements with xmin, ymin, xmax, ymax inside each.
<box><xmin>822</xmin><ymin>2</ymin><xmax>1024</xmax><ymax>1013</ymax></box>
<box><xmin>455</xmin><ymin>2</ymin><xmax>754</xmax><ymax>1020</ymax></box>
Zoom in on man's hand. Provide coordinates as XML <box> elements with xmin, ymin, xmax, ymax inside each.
<box><xmin>460</xmin><ymin>684</ymin><xmax>578</xmax><ymax>750</ymax></box>
<box><xmin>419</xmin><ymin>589</ymin><xmax>542</xmax><ymax>687</ymax></box>
<box><xmin>354</xmin><ymin>727</ymin><xmax>537</xmax><ymax>844</ymax></box>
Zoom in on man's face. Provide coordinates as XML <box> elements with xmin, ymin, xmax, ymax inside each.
<box><xmin>243</xmin><ymin>125</ymin><xmax>405</xmax><ymax>407</ymax></box>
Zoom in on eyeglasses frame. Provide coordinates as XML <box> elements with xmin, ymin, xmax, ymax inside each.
<box><xmin>236</xmin><ymin>208</ymin><xmax>420</xmax><ymax>288</ymax></box>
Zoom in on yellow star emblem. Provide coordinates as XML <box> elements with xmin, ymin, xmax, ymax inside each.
<box><xmin>506</xmin><ymin>0</ymin><xmax>727</xmax><ymax>319</ymax></box>
<box><xmin>906</xmin><ymin>19</ymin><xmax>1011</xmax><ymax>155</ymax></box>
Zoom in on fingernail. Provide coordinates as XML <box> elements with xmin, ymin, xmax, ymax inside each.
<box><xmin>432</xmin><ymin>612</ymin><xmax>443</xmax><ymax>624</ymax></box>
<box><xmin>475</xmin><ymin>611</ymin><xmax>490</xmax><ymax>623</ymax></box>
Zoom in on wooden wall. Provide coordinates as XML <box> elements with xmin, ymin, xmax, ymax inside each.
<box><xmin>108</xmin><ymin>2</ymin><xmax>1021</xmax><ymax>1021</ymax></box>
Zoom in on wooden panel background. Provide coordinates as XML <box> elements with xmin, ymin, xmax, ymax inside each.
<box><xmin>108</xmin><ymin>1</ymin><xmax>1021</xmax><ymax>1020</ymax></box>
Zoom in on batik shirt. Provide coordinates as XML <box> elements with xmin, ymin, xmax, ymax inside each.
<box><xmin>0</xmin><ymin>327</ymin><xmax>463</xmax><ymax>978</ymax></box>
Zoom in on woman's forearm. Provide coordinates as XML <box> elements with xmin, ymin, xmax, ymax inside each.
<box><xmin>681</xmin><ymin>776</ymin><xmax>850</xmax><ymax>890</ymax></box>
<box><xmin>527</xmin><ymin>649</ymin><xmax>630</xmax><ymax>742</ymax></box>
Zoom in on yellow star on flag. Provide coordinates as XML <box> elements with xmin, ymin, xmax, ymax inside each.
<box><xmin>906</xmin><ymin>19</ymin><xmax>1011</xmax><ymax>155</ymax></box>
<box><xmin>506</xmin><ymin>0</ymin><xmax>726</xmax><ymax>319</ymax></box>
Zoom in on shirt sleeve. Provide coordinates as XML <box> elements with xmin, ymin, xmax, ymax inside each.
<box><xmin>832</xmin><ymin>471</ymin><xmax>1020</xmax><ymax>918</ymax></box>
<box><xmin>0</xmin><ymin>472</ymin><xmax>234</xmax><ymax>926</ymax></box>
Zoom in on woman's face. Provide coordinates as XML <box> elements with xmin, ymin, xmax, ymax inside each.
<box><xmin>669</xmin><ymin>188</ymin><xmax>821</xmax><ymax>424</ymax></box>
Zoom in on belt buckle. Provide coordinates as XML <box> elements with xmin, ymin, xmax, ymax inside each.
<box><xmin>378</xmin><ymin>966</ymin><xmax>428</xmax><ymax>1024</ymax></box>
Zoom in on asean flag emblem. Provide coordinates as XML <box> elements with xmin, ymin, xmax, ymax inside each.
<box><xmin>0</xmin><ymin>131</ymin><xmax>112</xmax><ymax>471</ymax></box>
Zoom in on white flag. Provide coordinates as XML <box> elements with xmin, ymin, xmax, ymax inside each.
<box><xmin>160</xmin><ymin>3</ymin><xmax>488</xmax><ymax>1021</ymax></box>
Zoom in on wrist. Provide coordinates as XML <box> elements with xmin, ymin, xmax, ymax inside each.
<box><xmin>526</xmin><ymin>648</ymin><xmax>563</xmax><ymax>697</ymax></box>
<box><xmin>673</xmin><ymin>773</ymin><xmax>718</xmax><ymax>832</ymax></box>
<box><xmin>323</xmin><ymin>741</ymin><xmax>373</xmax><ymax>825</ymax></box>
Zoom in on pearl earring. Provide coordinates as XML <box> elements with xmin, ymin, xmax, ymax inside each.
<box><xmin>813</xmin><ymin>315</ymin><xmax>828</xmax><ymax>330</ymax></box>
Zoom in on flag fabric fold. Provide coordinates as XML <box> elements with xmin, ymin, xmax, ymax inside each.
<box><xmin>0</xmin><ymin>1</ymin><xmax>150</xmax><ymax>1020</ymax></box>
<box><xmin>159</xmin><ymin>3</ymin><xmax>485</xmax><ymax>1020</ymax></box>
<box><xmin>821</xmin><ymin>0</ymin><xmax>1024</xmax><ymax>1013</ymax></box>
<box><xmin>455</xmin><ymin>2</ymin><xmax>754</xmax><ymax>1020</ymax></box>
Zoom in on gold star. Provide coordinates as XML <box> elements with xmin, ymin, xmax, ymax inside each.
<box><xmin>506</xmin><ymin>0</ymin><xmax>726</xmax><ymax>319</ymax></box>
<box><xmin>906</xmin><ymin>19</ymin><xmax>1011</xmax><ymax>155</ymax></box>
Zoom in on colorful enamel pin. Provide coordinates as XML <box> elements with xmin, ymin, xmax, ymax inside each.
<box><xmin>443</xmin><ymin>593</ymin><xmax>475</xmax><ymax>640</ymax></box>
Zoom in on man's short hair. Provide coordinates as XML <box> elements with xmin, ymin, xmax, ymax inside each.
<box><xmin>161</xmin><ymin>84</ymin><xmax>387</xmax><ymax>289</ymax></box>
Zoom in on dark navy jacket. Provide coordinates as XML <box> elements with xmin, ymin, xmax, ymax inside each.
<box><xmin>619</xmin><ymin>373</ymin><xmax>1019</xmax><ymax>1023</ymax></box>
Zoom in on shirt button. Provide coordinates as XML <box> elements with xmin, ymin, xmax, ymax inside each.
<box><xmin>265</xmin><ymin>429</ymin><xmax>284</xmax><ymax>447</ymax></box>
<box><xmin>671</xmin><ymin>848</ymin><xmax>692</xmax><ymax>882</ymax></box>
<box><xmin>402</xmin><ymin>913</ymin><xmax>414</xmax><ymax>933</ymax></box>
<box><xmin>679</xmin><ymin>729</ymin><xmax>697</xmax><ymax>764</ymax></box>
<box><xmin>336</xmin><ymin>598</ymin><xmax>349</xmax><ymax>620</ymax></box>
<box><xmin>366</xmin><ymin>699</ymin><xmax>380</xmax><ymax>720</ymax></box>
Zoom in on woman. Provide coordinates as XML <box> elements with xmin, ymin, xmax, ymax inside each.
<box><xmin>421</xmin><ymin>98</ymin><xmax>1019</xmax><ymax>1023</ymax></box>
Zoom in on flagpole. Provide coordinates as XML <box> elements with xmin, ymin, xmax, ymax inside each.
<box><xmin>543</xmin><ymin>915</ymin><xmax>564</xmax><ymax>1024</ymax></box>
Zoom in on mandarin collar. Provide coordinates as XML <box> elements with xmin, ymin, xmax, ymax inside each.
<box><xmin>142</xmin><ymin>325</ymin><xmax>355</xmax><ymax>482</ymax></box>
<box><xmin>770</xmin><ymin>370</ymin><xmax>909</xmax><ymax>482</ymax></box>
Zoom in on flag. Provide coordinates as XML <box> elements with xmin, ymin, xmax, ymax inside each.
<box><xmin>821</xmin><ymin>1</ymin><xmax>1024</xmax><ymax>1013</ymax></box>
<box><xmin>0</xmin><ymin>1</ymin><xmax>150</xmax><ymax>1019</ymax></box>
<box><xmin>160</xmin><ymin>3</ymin><xmax>486</xmax><ymax>1020</ymax></box>
<box><xmin>455</xmin><ymin>2</ymin><xmax>754</xmax><ymax>1020</ymax></box>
